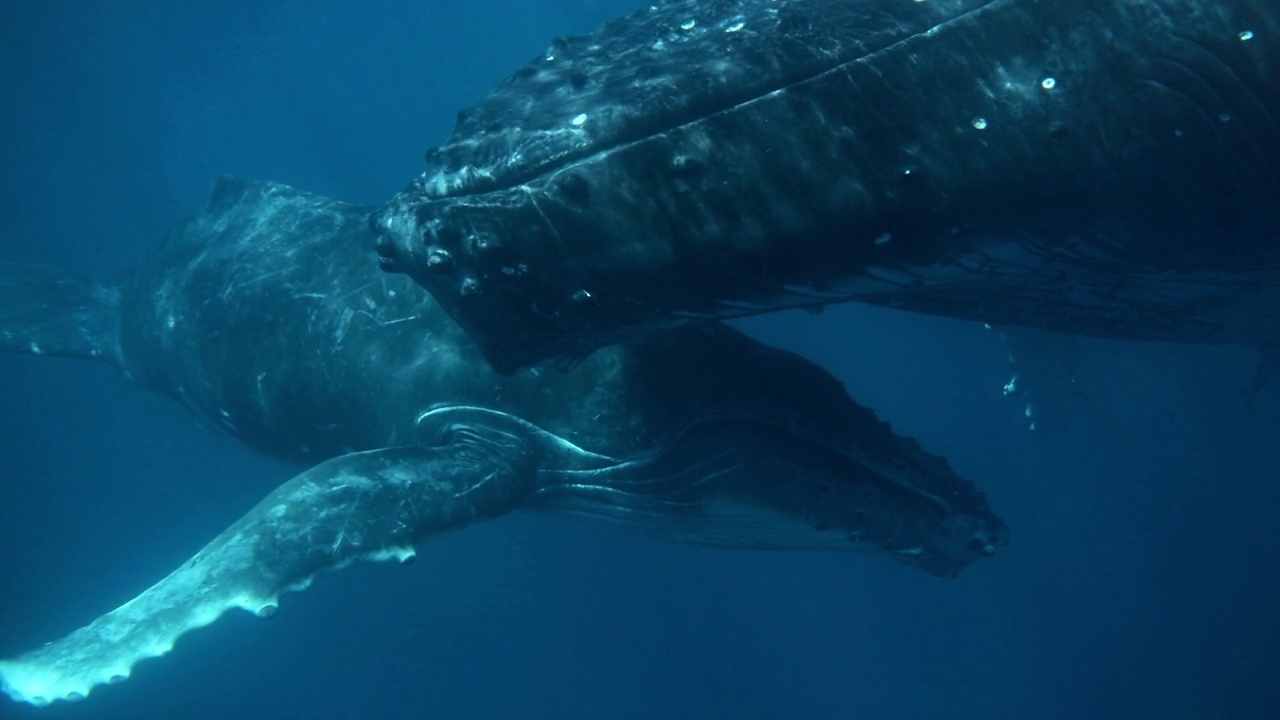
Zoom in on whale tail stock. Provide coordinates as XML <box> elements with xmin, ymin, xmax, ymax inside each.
<box><xmin>0</xmin><ymin>263</ymin><xmax>122</xmax><ymax>364</ymax></box>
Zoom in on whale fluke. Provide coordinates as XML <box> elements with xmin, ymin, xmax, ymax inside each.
<box><xmin>0</xmin><ymin>428</ymin><xmax>535</xmax><ymax>707</ymax></box>
<box><xmin>0</xmin><ymin>263</ymin><xmax>121</xmax><ymax>363</ymax></box>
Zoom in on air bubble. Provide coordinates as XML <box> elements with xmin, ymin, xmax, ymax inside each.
<box><xmin>971</xmin><ymin>117</ymin><xmax>988</xmax><ymax>130</ymax></box>
<box><xmin>726</xmin><ymin>21</ymin><xmax>745</xmax><ymax>33</ymax></box>
<box><xmin>1040</xmin><ymin>77</ymin><xmax>1056</xmax><ymax>90</ymax></box>
<box><xmin>571</xmin><ymin>113</ymin><xmax>588</xmax><ymax>126</ymax></box>
<box><xmin>680</xmin><ymin>20</ymin><xmax>696</xmax><ymax>30</ymax></box>
<box><xmin>1239</xmin><ymin>30</ymin><xmax>1254</xmax><ymax>41</ymax></box>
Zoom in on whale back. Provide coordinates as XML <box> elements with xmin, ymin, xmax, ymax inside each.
<box><xmin>412</xmin><ymin>0</ymin><xmax>990</xmax><ymax>199</ymax></box>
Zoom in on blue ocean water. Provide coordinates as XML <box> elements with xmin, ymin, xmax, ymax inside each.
<box><xmin>0</xmin><ymin>1</ymin><xmax>1277</xmax><ymax>718</ymax></box>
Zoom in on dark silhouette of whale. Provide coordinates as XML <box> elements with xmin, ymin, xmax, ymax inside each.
<box><xmin>372</xmin><ymin>0</ymin><xmax>1280</xmax><ymax>374</ymax></box>
<box><xmin>0</xmin><ymin>178</ymin><xmax>1003</xmax><ymax>707</ymax></box>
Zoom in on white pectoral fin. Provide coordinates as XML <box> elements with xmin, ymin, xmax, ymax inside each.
<box><xmin>1</xmin><ymin>439</ymin><xmax>534</xmax><ymax>707</ymax></box>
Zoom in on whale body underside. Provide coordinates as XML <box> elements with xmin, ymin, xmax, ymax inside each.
<box><xmin>373</xmin><ymin>0</ymin><xmax>1280</xmax><ymax>374</ymax></box>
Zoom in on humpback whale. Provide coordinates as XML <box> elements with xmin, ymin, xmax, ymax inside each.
<box><xmin>372</xmin><ymin>0</ymin><xmax>1280</xmax><ymax>374</ymax></box>
<box><xmin>0</xmin><ymin>178</ymin><xmax>1004</xmax><ymax>707</ymax></box>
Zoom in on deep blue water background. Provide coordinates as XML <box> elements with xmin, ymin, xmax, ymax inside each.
<box><xmin>1</xmin><ymin>1</ymin><xmax>1278</xmax><ymax>718</ymax></box>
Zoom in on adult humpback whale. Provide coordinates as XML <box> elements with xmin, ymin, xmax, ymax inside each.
<box><xmin>372</xmin><ymin>0</ymin><xmax>1280</xmax><ymax>374</ymax></box>
<box><xmin>0</xmin><ymin>179</ymin><xmax>1004</xmax><ymax>707</ymax></box>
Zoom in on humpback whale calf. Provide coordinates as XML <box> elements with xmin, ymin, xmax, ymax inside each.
<box><xmin>372</xmin><ymin>0</ymin><xmax>1280</xmax><ymax>374</ymax></box>
<box><xmin>0</xmin><ymin>178</ymin><xmax>1004</xmax><ymax>707</ymax></box>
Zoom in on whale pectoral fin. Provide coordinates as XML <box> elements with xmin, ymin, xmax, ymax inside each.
<box><xmin>0</xmin><ymin>439</ymin><xmax>535</xmax><ymax>708</ymax></box>
<box><xmin>0</xmin><ymin>263</ymin><xmax>121</xmax><ymax>362</ymax></box>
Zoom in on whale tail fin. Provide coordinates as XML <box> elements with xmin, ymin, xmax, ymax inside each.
<box><xmin>0</xmin><ymin>263</ymin><xmax>121</xmax><ymax>363</ymax></box>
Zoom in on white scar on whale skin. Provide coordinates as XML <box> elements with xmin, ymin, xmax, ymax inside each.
<box><xmin>0</xmin><ymin>439</ymin><xmax>531</xmax><ymax>707</ymax></box>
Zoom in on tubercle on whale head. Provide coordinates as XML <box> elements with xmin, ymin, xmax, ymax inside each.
<box><xmin>370</xmin><ymin>191</ymin><xmax>650</xmax><ymax>375</ymax></box>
